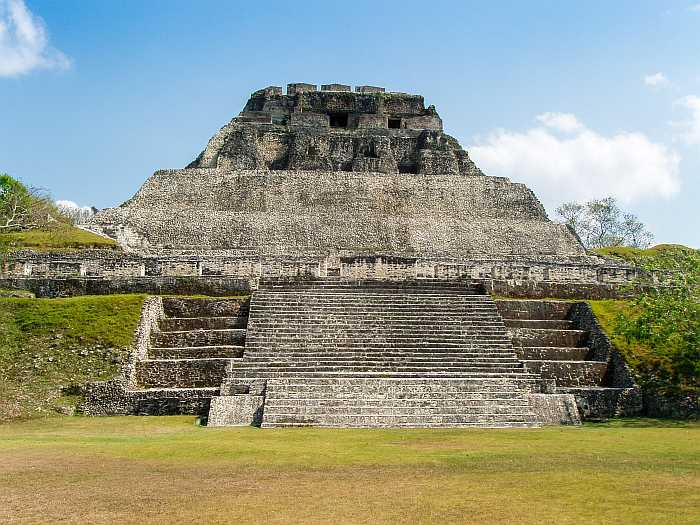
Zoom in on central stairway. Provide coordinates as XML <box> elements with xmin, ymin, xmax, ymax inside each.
<box><xmin>217</xmin><ymin>279</ymin><xmax>541</xmax><ymax>428</ymax></box>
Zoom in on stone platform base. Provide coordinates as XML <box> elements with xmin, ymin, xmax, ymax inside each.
<box><xmin>208</xmin><ymin>395</ymin><xmax>264</xmax><ymax>426</ymax></box>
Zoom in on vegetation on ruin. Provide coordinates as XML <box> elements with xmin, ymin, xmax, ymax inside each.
<box><xmin>592</xmin><ymin>243</ymin><xmax>695</xmax><ymax>262</ymax></box>
<box><xmin>0</xmin><ymin>223</ymin><xmax>119</xmax><ymax>252</ymax></box>
<box><xmin>1</xmin><ymin>416</ymin><xmax>698</xmax><ymax>524</ymax></box>
<box><xmin>0</xmin><ymin>294</ymin><xmax>145</xmax><ymax>421</ymax></box>
<box><xmin>0</xmin><ymin>173</ymin><xmax>116</xmax><ymax>252</ymax></box>
<box><xmin>589</xmin><ymin>244</ymin><xmax>700</xmax><ymax>401</ymax></box>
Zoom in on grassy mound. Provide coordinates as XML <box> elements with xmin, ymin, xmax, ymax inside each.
<box><xmin>592</xmin><ymin>243</ymin><xmax>694</xmax><ymax>262</ymax></box>
<box><xmin>0</xmin><ymin>294</ymin><xmax>145</xmax><ymax>421</ymax></box>
<box><xmin>0</xmin><ymin>417</ymin><xmax>698</xmax><ymax>524</ymax></box>
<box><xmin>0</xmin><ymin>224</ymin><xmax>118</xmax><ymax>252</ymax></box>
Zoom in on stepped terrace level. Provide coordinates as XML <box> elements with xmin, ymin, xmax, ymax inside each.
<box><xmin>186</xmin><ymin>83</ymin><xmax>482</xmax><ymax>176</ymax></box>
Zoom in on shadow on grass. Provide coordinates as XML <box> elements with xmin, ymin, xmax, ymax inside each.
<box><xmin>584</xmin><ymin>417</ymin><xmax>699</xmax><ymax>428</ymax></box>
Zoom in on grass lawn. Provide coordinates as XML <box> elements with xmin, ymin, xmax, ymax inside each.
<box><xmin>0</xmin><ymin>224</ymin><xmax>118</xmax><ymax>252</ymax></box>
<box><xmin>0</xmin><ymin>417</ymin><xmax>698</xmax><ymax>524</ymax></box>
<box><xmin>0</xmin><ymin>295</ymin><xmax>145</xmax><ymax>421</ymax></box>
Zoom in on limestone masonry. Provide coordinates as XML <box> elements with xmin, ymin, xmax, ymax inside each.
<box><xmin>91</xmin><ymin>83</ymin><xmax>586</xmax><ymax>261</ymax></box>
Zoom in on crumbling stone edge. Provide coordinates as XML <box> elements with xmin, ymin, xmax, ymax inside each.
<box><xmin>79</xmin><ymin>296</ymin><xmax>163</xmax><ymax>415</ymax></box>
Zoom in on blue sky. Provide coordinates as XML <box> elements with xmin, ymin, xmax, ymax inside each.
<box><xmin>1</xmin><ymin>0</ymin><xmax>699</xmax><ymax>247</ymax></box>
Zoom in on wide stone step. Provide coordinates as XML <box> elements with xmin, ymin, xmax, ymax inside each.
<box><xmin>136</xmin><ymin>358</ymin><xmax>231</xmax><ymax>388</ymax></box>
<box><xmin>244</xmin><ymin>341</ymin><xmax>513</xmax><ymax>349</ymax></box>
<box><xmin>252</xmin><ymin>299</ymin><xmax>497</xmax><ymax>305</ymax></box>
<box><xmin>242</xmin><ymin>363</ymin><xmax>523</xmax><ymax>371</ymax></box>
<box><xmin>231</xmin><ymin>367</ymin><xmax>540</xmax><ymax>379</ymax></box>
<box><xmin>245</xmin><ymin>355</ymin><xmax>520</xmax><ymax>365</ymax></box>
<box><xmin>523</xmin><ymin>360</ymin><xmax>608</xmax><ymax>387</ymax></box>
<box><xmin>247</xmin><ymin>327</ymin><xmax>510</xmax><ymax>335</ymax></box>
<box><xmin>162</xmin><ymin>297</ymin><xmax>249</xmax><ymax>318</ymax></box>
<box><xmin>511</xmin><ymin>328</ymin><xmax>588</xmax><ymax>348</ymax></box>
<box><xmin>515</xmin><ymin>347</ymin><xmax>591</xmax><ymax>361</ymax></box>
<box><xmin>159</xmin><ymin>316</ymin><xmax>248</xmax><ymax>331</ymax></box>
<box><xmin>249</xmin><ymin>315</ymin><xmax>503</xmax><ymax>323</ymax></box>
<box><xmin>254</xmin><ymin>291</ymin><xmax>491</xmax><ymax>298</ymax></box>
<box><xmin>264</xmin><ymin>404</ymin><xmax>533</xmax><ymax>417</ymax></box>
<box><xmin>264</xmin><ymin>393</ymin><xmax>527</xmax><ymax>404</ymax></box>
<box><xmin>264</xmin><ymin>420</ymin><xmax>537</xmax><ymax>428</ymax></box>
<box><xmin>264</xmin><ymin>379</ymin><xmax>536</xmax><ymax>394</ymax></box>
<box><xmin>252</xmin><ymin>304</ymin><xmax>500</xmax><ymax>311</ymax></box>
<box><xmin>503</xmin><ymin>319</ymin><xmax>574</xmax><ymax>329</ymax></box>
<box><xmin>246</xmin><ymin>336</ymin><xmax>511</xmax><ymax>344</ymax></box>
<box><xmin>150</xmin><ymin>345</ymin><xmax>245</xmax><ymax>359</ymax></box>
<box><xmin>495</xmin><ymin>299</ymin><xmax>573</xmax><ymax>320</ymax></box>
<box><xmin>245</xmin><ymin>351</ymin><xmax>518</xmax><ymax>358</ymax></box>
<box><xmin>152</xmin><ymin>329</ymin><xmax>246</xmax><ymax>348</ymax></box>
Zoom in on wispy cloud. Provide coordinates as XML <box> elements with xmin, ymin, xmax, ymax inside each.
<box><xmin>469</xmin><ymin>113</ymin><xmax>681</xmax><ymax>209</ymax></box>
<box><xmin>644</xmin><ymin>72</ymin><xmax>669</xmax><ymax>88</ymax></box>
<box><xmin>0</xmin><ymin>0</ymin><xmax>71</xmax><ymax>77</ymax></box>
<box><xmin>690</xmin><ymin>3</ymin><xmax>700</xmax><ymax>12</ymax></box>
<box><xmin>674</xmin><ymin>96</ymin><xmax>700</xmax><ymax>145</ymax></box>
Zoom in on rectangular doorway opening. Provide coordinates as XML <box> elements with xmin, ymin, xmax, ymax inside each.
<box><xmin>329</xmin><ymin>112</ymin><xmax>349</xmax><ymax>128</ymax></box>
<box><xmin>388</xmin><ymin>118</ymin><xmax>401</xmax><ymax>129</ymax></box>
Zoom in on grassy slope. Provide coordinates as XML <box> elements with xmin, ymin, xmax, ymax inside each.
<box><xmin>591</xmin><ymin>243</ymin><xmax>692</xmax><ymax>262</ymax></box>
<box><xmin>0</xmin><ymin>295</ymin><xmax>144</xmax><ymax>421</ymax></box>
<box><xmin>0</xmin><ymin>416</ymin><xmax>698</xmax><ymax>524</ymax></box>
<box><xmin>0</xmin><ymin>223</ymin><xmax>118</xmax><ymax>252</ymax></box>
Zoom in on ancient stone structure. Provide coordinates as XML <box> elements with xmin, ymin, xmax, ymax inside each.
<box><xmin>9</xmin><ymin>82</ymin><xmax>647</xmax><ymax>426</ymax></box>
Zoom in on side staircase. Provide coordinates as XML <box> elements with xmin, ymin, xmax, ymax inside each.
<box><xmin>495</xmin><ymin>300</ymin><xmax>641</xmax><ymax>418</ymax></box>
<box><xmin>211</xmin><ymin>279</ymin><xmax>545</xmax><ymax>428</ymax></box>
<box><xmin>84</xmin><ymin>297</ymin><xmax>249</xmax><ymax>417</ymax></box>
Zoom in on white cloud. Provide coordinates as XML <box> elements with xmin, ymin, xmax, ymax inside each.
<box><xmin>0</xmin><ymin>0</ymin><xmax>71</xmax><ymax>77</ymax></box>
<box><xmin>644</xmin><ymin>72</ymin><xmax>669</xmax><ymax>88</ymax></box>
<box><xmin>690</xmin><ymin>3</ymin><xmax>700</xmax><ymax>12</ymax></box>
<box><xmin>674</xmin><ymin>95</ymin><xmax>700</xmax><ymax>145</ymax></box>
<box><xmin>469</xmin><ymin>113</ymin><xmax>681</xmax><ymax>209</ymax></box>
<box><xmin>55</xmin><ymin>200</ymin><xmax>91</xmax><ymax>212</ymax></box>
<box><xmin>535</xmin><ymin>112</ymin><xmax>583</xmax><ymax>133</ymax></box>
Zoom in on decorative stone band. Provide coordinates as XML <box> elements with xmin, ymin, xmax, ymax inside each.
<box><xmin>1</xmin><ymin>251</ymin><xmax>640</xmax><ymax>285</ymax></box>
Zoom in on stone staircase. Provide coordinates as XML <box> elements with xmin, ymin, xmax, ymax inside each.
<box><xmin>128</xmin><ymin>297</ymin><xmax>249</xmax><ymax>416</ymax></box>
<box><xmin>495</xmin><ymin>299</ymin><xmax>641</xmax><ymax>418</ymax></box>
<box><xmin>212</xmin><ymin>279</ymin><xmax>543</xmax><ymax>428</ymax></box>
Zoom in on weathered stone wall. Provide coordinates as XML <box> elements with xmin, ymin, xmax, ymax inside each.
<box><xmin>92</xmin><ymin>169</ymin><xmax>587</xmax><ymax>257</ymax></box>
<box><xmin>0</xmin><ymin>249</ymin><xmax>642</xmax><ymax>298</ymax></box>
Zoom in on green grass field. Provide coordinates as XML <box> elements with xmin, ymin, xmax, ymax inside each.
<box><xmin>0</xmin><ymin>416</ymin><xmax>698</xmax><ymax>524</ymax></box>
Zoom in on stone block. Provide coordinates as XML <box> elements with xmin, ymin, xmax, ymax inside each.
<box><xmin>528</xmin><ymin>393</ymin><xmax>581</xmax><ymax>425</ymax></box>
<box><xmin>321</xmin><ymin>84</ymin><xmax>351</xmax><ymax>92</ymax></box>
<box><xmin>207</xmin><ymin>395</ymin><xmax>264</xmax><ymax>426</ymax></box>
<box><xmin>287</xmin><ymin>83</ymin><xmax>317</xmax><ymax>95</ymax></box>
<box><xmin>355</xmin><ymin>85</ymin><xmax>385</xmax><ymax>93</ymax></box>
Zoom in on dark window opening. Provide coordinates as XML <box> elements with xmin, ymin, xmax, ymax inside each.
<box><xmin>329</xmin><ymin>112</ymin><xmax>349</xmax><ymax>128</ymax></box>
<box><xmin>398</xmin><ymin>163</ymin><xmax>418</xmax><ymax>174</ymax></box>
<box><xmin>388</xmin><ymin>118</ymin><xmax>402</xmax><ymax>129</ymax></box>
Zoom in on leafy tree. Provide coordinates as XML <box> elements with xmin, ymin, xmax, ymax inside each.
<box><xmin>0</xmin><ymin>174</ymin><xmax>62</xmax><ymax>232</ymax></box>
<box><xmin>555</xmin><ymin>196</ymin><xmax>653</xmax><ymax>249</ymax></box>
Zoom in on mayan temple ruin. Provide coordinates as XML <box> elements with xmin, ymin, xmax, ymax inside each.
<box><xmin>3</xmin><ymin>83</ymin><xmax>644</xmax><ymax>427</ymax></box>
